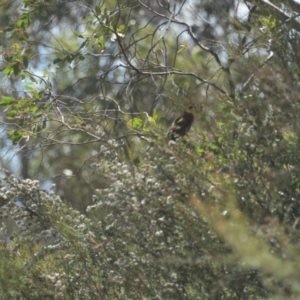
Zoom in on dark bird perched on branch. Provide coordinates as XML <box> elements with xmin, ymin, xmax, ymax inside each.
<box><xmin>167</xmin><ymin>104</ymin><xmax>197</xmax><ymax>141</ymax></box>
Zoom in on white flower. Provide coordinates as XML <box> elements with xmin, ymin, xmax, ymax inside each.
<box><xmin>155</xmin><ymin>230</ymin><xmax>163</xmax><ymax>237</ymax></box>
<box><xmin>111</xmin><ymin>33</ymin><xmax>125</xmax><ymax>42</ymax></box>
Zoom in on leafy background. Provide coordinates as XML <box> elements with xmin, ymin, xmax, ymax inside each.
<box><xmin>1</xmin><ymin>0</ymin><xmax>300</xmax><ymax>299</ymax></box>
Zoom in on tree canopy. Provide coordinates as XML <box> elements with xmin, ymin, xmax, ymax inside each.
<box><xmin>1</xmin><ymin>0</ymin><xmax>300</xmax><ymax>299</ymax></box>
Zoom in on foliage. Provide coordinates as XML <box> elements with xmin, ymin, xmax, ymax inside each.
<box><xmin>1</xmin><ymin>0</ymin><xmax>300</xmax><ymax>299</ymax></box>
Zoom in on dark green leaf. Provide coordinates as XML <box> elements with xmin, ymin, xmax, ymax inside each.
<box><xmin>79</xmin><ymin>40</ymin><xmax>87</xmax><ymax>50</ymax></box>
<box><xmin>95</xmin><ymin>5</ymin><xmax>101</xmax><ymax>15</ymax></box>
<box><xmin>32</xmin><ymin>124</ymin><xmax>42</xmax><ymax>133</ymax></box>
<box><xmin>53</xmin><ymin>58</ymin><xmax>63</xmax><ymax>64</ymax></box>
<box><xmin>42</xmin><ymin>118</ymin><xmax>47</xmax><ymax>128</ymax></box>
<box><xmin>13</xmin><ymin>63</ymin><xmax>20</xmax><ymax>76</ymax></box>
<box><xmin>23</xmin><ymin>56</ymin><xmax>29</xmax><ymax>68</ymax></box>
<box><xmin>4</xmin><ymin>26</ymin><xmax>14</xmax><ymax>32</ymax></box>
<box><xmin>19</xmin><ymin>31</ymin><xmax>29</xmax><ymax>41</ymax></box>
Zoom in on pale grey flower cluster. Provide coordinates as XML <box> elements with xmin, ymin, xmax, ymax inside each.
<box><xmin>0</xmin><ymin>146</ymin><xmax>211</xmax><ymax>299</ymax></box>
<box><xmin>0</xmin><ymin>169</ymin><xmax>62</xmax><ymax>245</ymax></box>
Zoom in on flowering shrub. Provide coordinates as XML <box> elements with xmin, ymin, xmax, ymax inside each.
<box><xmin>1</xmin><ymin>138</ymin><xmax>295</xmax><ymax>299</ymax></box>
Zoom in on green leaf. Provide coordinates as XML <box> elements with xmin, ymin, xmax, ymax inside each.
<box><xmin>152</xmin><ymin>109</ymin><xmax>159</xmax><ymax>121</ymax></box>
<box><xmin>6</xmin><ymin>110</ymin><xmax>18</xmax><ymax>120</ymax></box>
<box><xmin>97</xmin><ymin>36</ymin><xmax>105</xmax><ymax>49</ymax></box>
<box><xmin>21</xmin><ymin>0</ymin><xmax>33</xmax><ymax>5</ymax></box>
<box><xmin>218</xmin><ymin>136</ymin><xmax>223</xmax><ymax>144</ymax></box>
<box><xmin>127</xmin><ymin>117</ymin><xmax>143</xmax><ymax>129</ymax></box>
<box><xmin>24</xmin><ymin>84</ymin><xmax>33</xmax><ymax>91</ymax></box>
<box><xmin>16</xmin><ymin>99</ymin><xmax>28</xmax><ymax>109</ymax></box>
<box><xmin>74</xmin><ymin>32</ymin><xmax>85</xmax><ymax>39</ymax></box>
<box><xmin>7</xmin><ymin>130</ymin><xmax>23</xmax><ymax>144</ymax></box>
<box><xmin>25</xmin><ymin>105</ymin><xmax>38</xmax><ymax>113</ymax></box>
<box><xmin>97</xmin><ymin>36</ymin><xmax>106</xmax><ymax>49</ymax></box>
<box><xmin>2</xmin><ymin>65</ymin><xmax>13</xmax><ymax>76</ymax></box>
<box><xmin>20</xmin><ymin>70</ymin><xmax>25</xmax><ymax>80</ymax></box>
<box><xmin>196</xmin><ymin>147</ymin><xmax>205</xmax><ymax>154</ymax></box>
<box><xmin>28</xmin><ymin>74</ymin><xmax>38</xmax><ymax>83</ymax></box>
<box><xmin>16</xmin><ymin>16</ymin><xmax>30</xmax><ymax>29</ymax></box>
<box><xmin>207</xmin><ymin>142</ymin><xmax>219</xmax><ymax>151</ymax></box>
<box><xmin>117</xmin><ymin>24</ymin><xmax>126</xmax><ymax>33</ymax></box>
<box><xmin>295</xmin><ymin>177</ymin><xmax>300</xmax><ymax>189</ymax></box>
<box><xmin>1</xmin><ymin>96</ymin><xmax>15</xmax><ymax>105</ymax></box>
<box><xmin>177</xmin><ymin>48</ymin><xmax>185</xmax><ymax>54</ymax></box>
<box><xmin>32</xmin><ymin>89</ymin><xmax>41</xmax><ymax>100</ymax></box>
<box><xmin>177</xmin><ymin>41</ymin><xmax>188</xmax><ymax>54</ymax></box>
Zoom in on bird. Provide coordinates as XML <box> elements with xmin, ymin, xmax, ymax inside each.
<box><xmin>167</xmin><ymin>104</ymin><xmax>197</xmax><ymax>141</ymax></box>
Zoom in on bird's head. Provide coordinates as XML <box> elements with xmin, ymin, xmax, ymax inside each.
<box><xmin>186</xmin><ymin>104</ymin><xmax>197</xmax><ymax>112</ymax></box>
